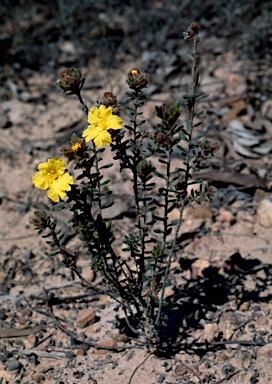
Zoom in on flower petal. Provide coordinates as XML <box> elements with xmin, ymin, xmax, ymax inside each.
<box><xmin>94</xmin><ymin>130</ymin><xmax>112</xmax><ymax>147</ymax></box>
<box><xmin>82</xmin><ymin>125</ymin><xmax>102</xmax><ymax>142</ymax></box>
<box><xmin>106</xmin><ymin>115</ymin><xmax>123</xmax><ymax>129</ymax></box>
<box><xmin>32</xmin><ymin>171</ymin><xmax>52</xmax><ymax>190</ymax></box>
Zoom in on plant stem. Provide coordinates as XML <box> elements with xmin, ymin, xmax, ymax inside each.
<box><xmin>155</xmin><ymin>37</ymin><xmax>199</xmax><ymax>326</ymax></box>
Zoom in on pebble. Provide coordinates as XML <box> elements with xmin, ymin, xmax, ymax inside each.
<box><xmin>201</xmin><ymin>323</ymin><xmax>219</xmax><ymax>343</ymax></box>
<box><xmin>76</xmin><ymin>307</ymin><xmax>96</xmax><ymax>328</ymax></box>
<box><xmin>217</xmin><ymin>208</ymin><xmax>235</xmax><ymax>225</ymax></box>
<box><xmin>257</xmin><ymin>343</ymin><xmax>272</xmax><ymax>360</ymax></box>
<box><xmin>93</xmin><ymin>339</ymin><xmax>117</xmax><ymax>355</ymax></box>
<box><xmin>256</xmin><ymin>316</ymin><xmax>268</xmax><ymax>326</ymax></box>
<box><xmin>34</xmin><ymin>373</ymin><xmax>45</xmax><ymax>383</ymax></box>
<box><xmin>7</xmin><ymin>359</ymin><xmax>23</xmax><ymax>371</ymax></box>
<box><xmin>21</xmin><ymin>307</ymin><xmax>33</xmax><ymax>317</ymax></box>
<box><xmin>157</xmin><ymin>373</ymin><xmax>165</xmax><ymax>383</ymax></box>
<box><xmin>174</xmin><ymin>364</ymin><xmax>188</xmax><ymax>376</ymax></box>
<box><xmin>27</xmin><ymin>333</ymin><xmax>37</xmax><ymax>345</ymax></box>
<box><xmin>81</xmin><ymin>266</ymin><xmax>96</xmax><ymax>282</ymax></box>
<box><xmin>191</xmin><ymin>258</ymin><xmax>211</xmax><ymax>279</ymax></box>
<box><xmin>257</xmin><ymin>196</ymin><xmax>272</xmax><ymax>227</ymax></box>
<box><xmin>0</xmin><ymin>271</ymin><xmax>7</xmax><ymax>284</ymax></box>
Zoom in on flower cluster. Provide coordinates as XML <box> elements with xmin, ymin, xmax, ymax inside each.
<box><xmin>32</xmin><ymin>103</ymin><xmax>123</xmax><ymax>201</ymax></box>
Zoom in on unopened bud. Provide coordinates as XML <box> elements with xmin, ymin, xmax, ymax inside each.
<box><xmin>61</xmin><ymin>133</ymin><xmax>87</xmax><ymax>163</ymax></box>
<box><xmin>127</xmin><ymin>68</ymin><xmax>148</xmax><ymax>90</ymax></box>
<box><xmin>56</xmin><ymin>68</ymin><xmax>84</xmax><ymax>95</ymax></box>
<box><xmin>100</xmin><ymin>92</ymin><xmax>117</xmax><ymax>108</ymax></box>
<box><xmin>183</xmin><ymin>21</ymin><xmax>199</xmax><ymax>40</ymax></box>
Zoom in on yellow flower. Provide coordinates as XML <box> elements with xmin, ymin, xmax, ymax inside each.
<box><xmin>32</xmin><ymin>157</ymin><xmax>73</xmax><ymax>202</ymax></box>
<box><xmin>82</xmin><ymin>105</ymin><xmax>123</xmax><ymax>148</ymax></box>
<box><xmin>71</xmin><ymin>142</ymin><xmax>81</xmax><ymax>151</ymax></box>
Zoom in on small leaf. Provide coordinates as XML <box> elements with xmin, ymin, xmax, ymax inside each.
<box><xmin>179</xmin><ymin>132</ymin><xmax>189</xmax><ymax>142</ymax></box>
<box><xmin>153</xmin><ymin>215</ymin><xmax>165</xmax><ymax>222</ymax></box>
<box><xmin>193</xmin><ymin>121</ymin><xmax>203</xmax><ymax>128</ymax></box>
<box><xmin>176</xmin><ymin>144</ymin><xmax>188</xmax><ymax>154</ymax></box>
<box><xmin>50</xmin><ymin>251</ymin><xmax>59</xmax><ymax>257</ymax></box>
<box><xmin>153</xmin><ymin>229</ymin><xmax>164</xmax><ymax>234</ymax></box>
<box><xmin>100</xmin><ymin>163</ymin><xmax>113</xmax><ymax>170</ymax></box>
<box><xmin>193</xmin><ymin>132</ymin><xmax>205</xmax><ymax>140</ymax></box>
<box><xmin>195</xmin><ymin>93</ymin><xmax>208</xmax><ymax>100</ymax></box>
<box><xmin>158</xmin><ymin>158</ymin><xmax>169</xmax><ymax>165</ymax></box>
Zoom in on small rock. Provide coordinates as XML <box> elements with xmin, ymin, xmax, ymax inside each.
<box><xmin>200</xmin><ymin>323</ymin><xmax>219</xmax><ymax>343</ymax></box>
<box><xmin>93</xmin><ymin>339</ymin><xmax>117</xmax><ymax>355</ymax></box>
<box><xmin>239</xmin><ymin>302</ymin><xmax>249</xmax><ymax>311</ymax></box>
<box><xmin>18</xmin><ymin>317</ymin><xmax>26</xmax><ymax>325</ymax></box>
<box><xmin>21</xmin><ymin>307</ymin><xmax>32</xmax><ymax>317</ymax></box>
<box><xmin>217</xmin><ymin>208</ymin><xmax>235</xmax><ymax>225</ymax></box>
<box><xmin>27</xmin><ymin>333</ymin><xmax>37</xmax><ymax>345</ymax></box>
<box><xmin>7</xmin><ymin>359</ymin><xmax>23</xmax><ymax>372</ymax></box>
<box><xmin>76</xmin><ymin>307</ymin><xmax>96</xmax><ymax>328</ymax></box>
<box><xmin>256</xmin><ymin>316</ymin><xmax>268</xmax><ymax>326</ymax></box>
<box><xmin>236</xmin><ymin>211</ymin><xmax>255</xmax><ymax>224</ymax></box>
<box><xmin>157</xmin><ymin>373</ymin><xmax>165</xmax><ymax>383</ymax></box>
<box><xmin>81</xmin><ymin>266</ymin><xmax>96</xmax><ymax>282</ymax></box>
<box><xmin>219</xmin><ymin>311</ymin><xmax>242</xmax><ymax>340</ymax></box>
<box><xmin>174</xmin><ymin>364</ymin><xmax>188</xmax><ymax>376</ymax></box>
<box><xmin>163</xmin><ymin>285</ymin><xmax>175</xmax><ymax>298</ymax></box>
<box><xmin>0</xmin><ymin>271</ymin><xmax>7</xmax><ymax>284</ymax></box>
<box><xmin>257</xmin><ymin>197</ymin><xmax>272</xmax><ymax>228</ymax></box>
<box><xmin>34</xmin><ymin>373</ymin><xmax>45</xmax><ymax>383</ymax></box>
<box><xmin>261</xmin><ymin>99</ymin><xmax>272</xmax><ymax>120</ymax></box>
<box><xmin>76</xmin><ymin>348</ymin><xmax>86</xmax><ymax>357</ymax></box>
<box><xmin>115</xmin><ymin>333</ymin><xmax>129</xmax><ymax>342</ymax></box>
<box><xmin>217</xmin><ymin>352</ymin><xmax>228</xmax><ymax>361</ymax></box>
<box><xmin>191</xmin><ymin>258</ymin><xmax>211</xmax><ymax>279</ymax></box>
<box><xmin>257</xmin><ymin>343</ymin><xmax>272</xmax><ymax>360</ymax></box>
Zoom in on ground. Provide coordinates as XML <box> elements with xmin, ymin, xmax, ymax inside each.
<box><xmin>0</xmin><ymin>2</ymin><xmax>272</xmax><ymax>383</ymax></box>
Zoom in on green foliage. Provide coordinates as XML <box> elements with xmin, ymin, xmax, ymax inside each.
<box><xmin>30</xmin><ymin>24</ymin><xmax>218</xmax><ymax>354</ymax></box>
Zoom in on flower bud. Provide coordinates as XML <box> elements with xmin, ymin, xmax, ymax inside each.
<box><xmin>183</xmin><ymin>21</ymin><xmax>199</xmax><ymax>40</ymax></box>
<box><xmin>127</xmin><ymin>68</ymin><xmax>148</xmax><ymax>90</ymax></box>
<box><xmin>100</xmin><ymin>92</ymin><xmax>117</xmax><ymax>108</ymax></box>
<box><xmin>61</xmin><ymin>133</ymin><xmax>87</xmax><ymax>163</ymax></box>
<box><xmin>56</xmin><ymin>68</ymin><xmax>84</xmax><ymax>95</ymax></box>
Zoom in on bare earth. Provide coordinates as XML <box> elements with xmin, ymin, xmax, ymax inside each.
<box><xmin>0</xmin><ymin>30</ymin><xmax>272</xmax><ymax>384</ymax></box>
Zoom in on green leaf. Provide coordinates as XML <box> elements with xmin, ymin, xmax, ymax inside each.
<box><xmin>153</xmin><ymin>229</ymin><xmax>164</xmax><ymax>234</ymax></box>
<box><xmin>46</xmin><ymin>240</ymin><xmax>57</xmax><ymax>246</ymax></box>
<box><xmin>194</xmin><ymin>110</ymin><xmax>204</xmax><ymax>116</ymax></box>
<box><xmin>193</xmin><ymin>132</ymin><xmax>205</xmax><ymax>140</ymax></box>
<box><xmin>50</xmin><ymin>251</ymin><xmax>59</xmax><ymax>257</ymax></box>
<box><xmin>153</xmin><ymin>215</ymin><xmax>165</xmax><ymax>222</ymax></box>
<box><xmin>165</xmin><ymin>227</ymin><xmax>172</xmax><ymax>236</ymax></box>
<box><xmin>158</xmin><ymin>158</ymin><xmax>169</xmax><ymax>165</ymax></box>
<box><xmin>100</xmin><ymin>179</ymin><xmax>110</xmax><ymax>186</ymax></box>
<box><xmin>58</xmin><ymin>233</ymin><xmax>65</xmax><ymax>241</ymax></box>
<box><xmin>193</xmin><ymin>121</ymin><xmax>203</xmax><ymax>128</ymax></box>
<box><xmin>99</xmin><ymin>163</ymin><xmax>113</xmax><ymax>170</ymax></box>
<box><xmin>137</xmin><ymin>120</ymin><xmax>146</xmax><ymax>126</ymax></box>
<box><xmin>196</xmin><ymin>93</ymin><xmax>208</xmax><ymax>100</ymax></box>
<box><xmin>178</xmin><ymin>132</ymin><xmax>189</xmax><ymax>142</ymax></box>
<box><xmin>176</xmin><ymin>145</ymin><xmax>188</xmax><ymax>154</ymax></box>
<box><xmin>154</xmin><ymin>170</ymin><xmax>166</xmax><ymax>180</ymax></box>
<box><xmin>186</xmin><ymin>120</ymin><xmax>192</xmax><ymax>130</ymax></box>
